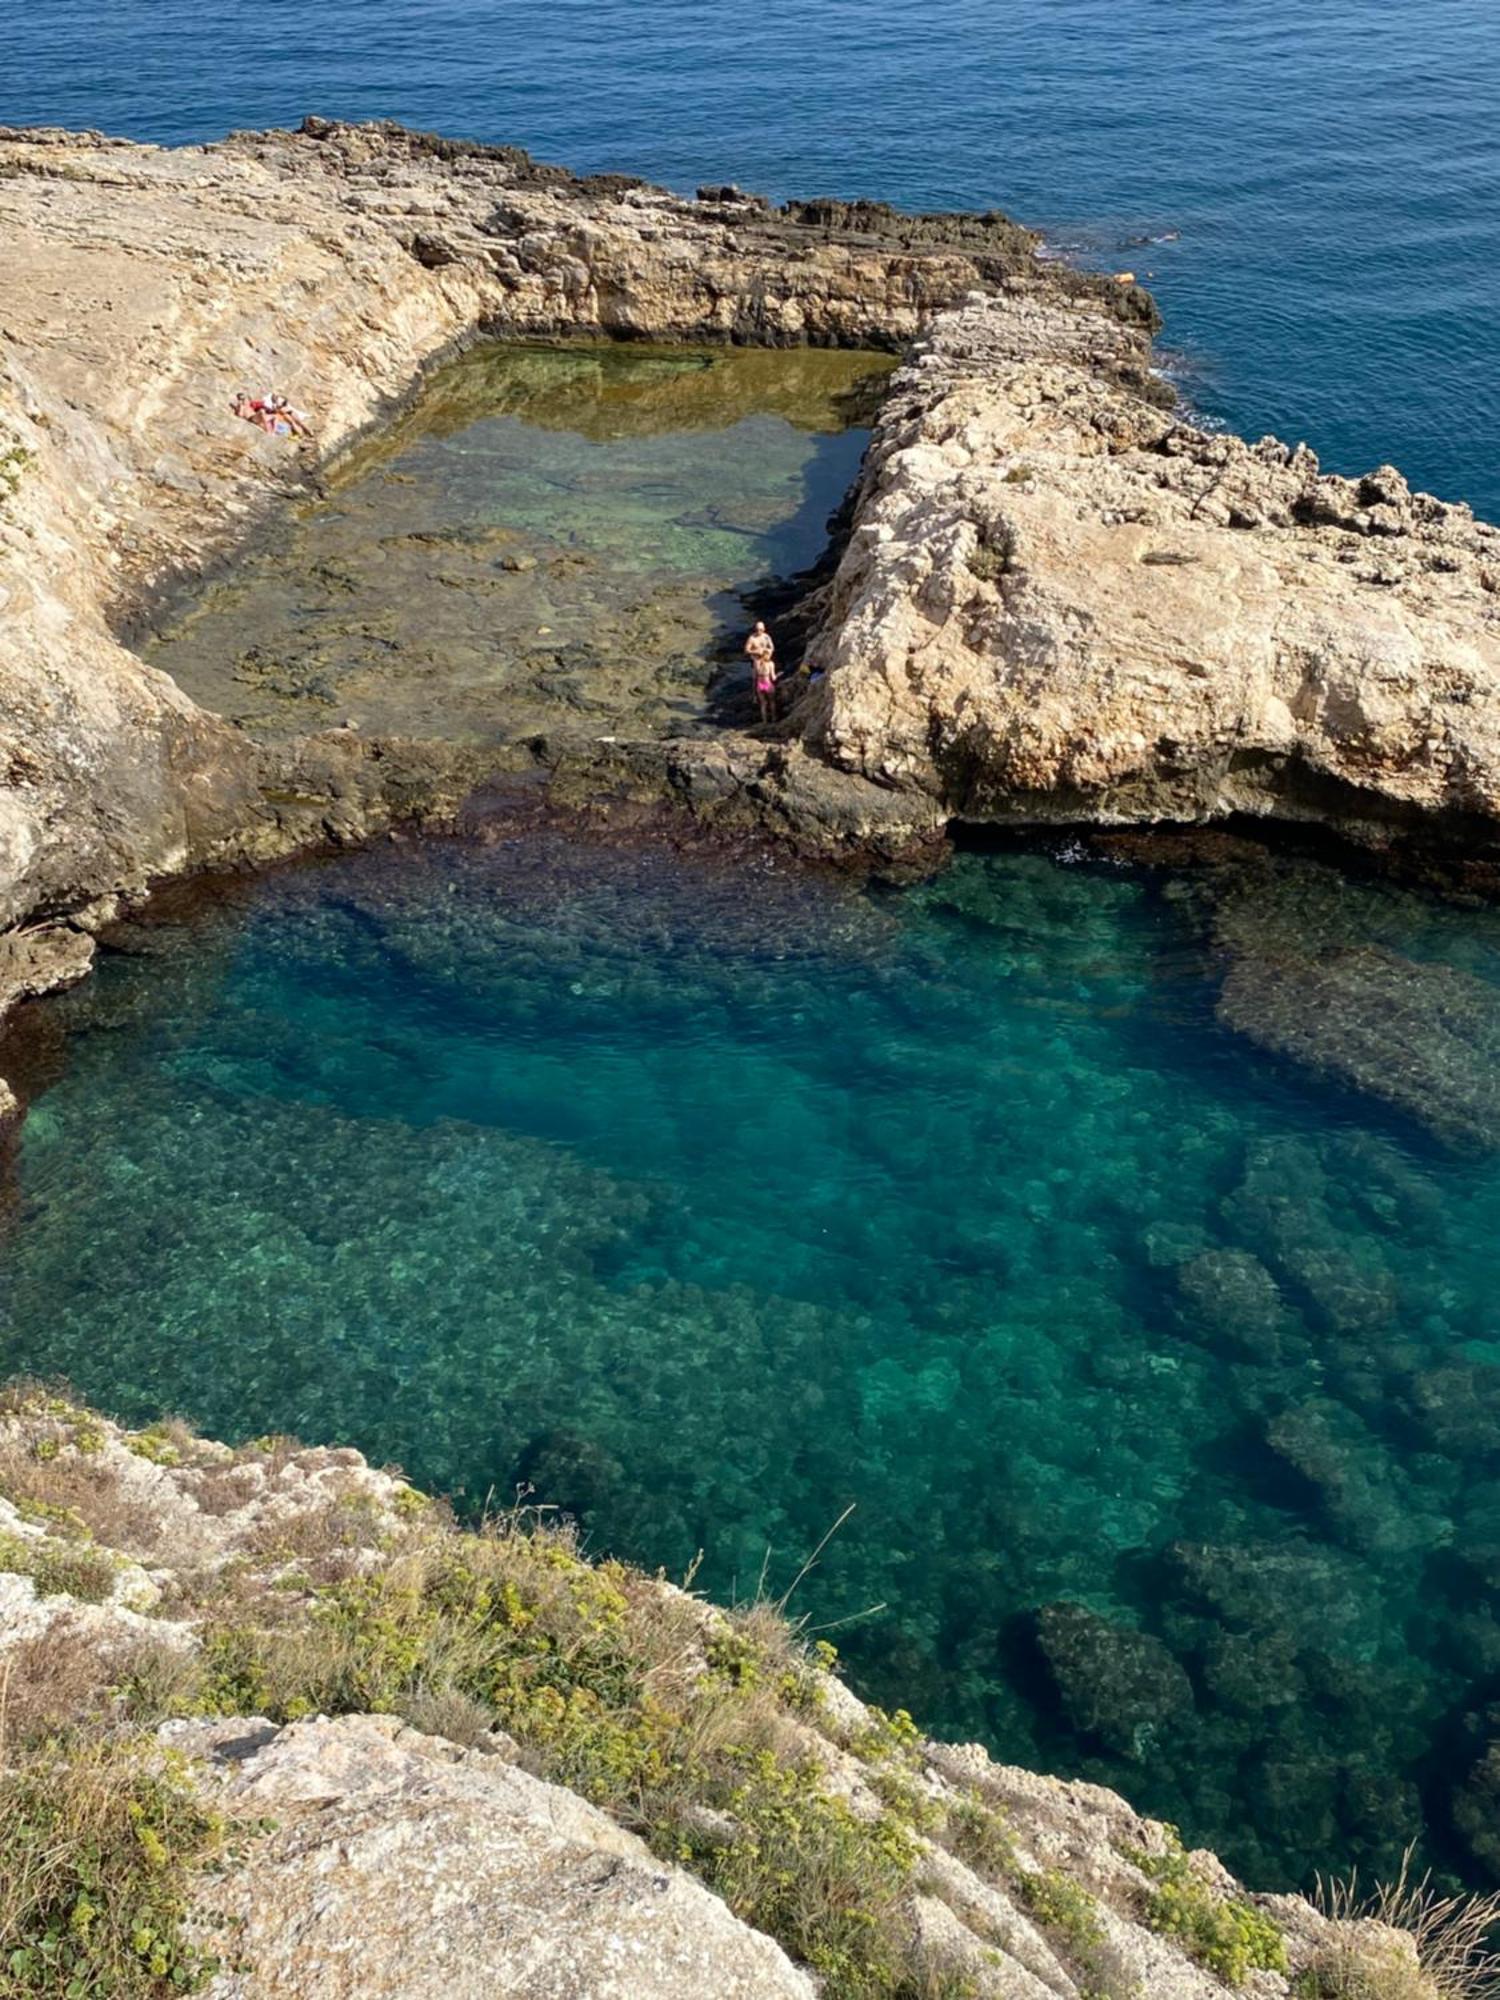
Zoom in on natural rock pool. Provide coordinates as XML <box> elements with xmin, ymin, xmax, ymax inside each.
<box><xmin>8</xmin><ymin>342</ymin><xmax>1500</xmax><ymax>1898</ymax></box>
<box><xmin>146</xmin><ymin>341</ymin><xmax>893</xmax><ymax>746</ymax></box>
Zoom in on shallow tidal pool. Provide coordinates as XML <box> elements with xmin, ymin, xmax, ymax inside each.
<box><xmin>146</xmin><ymin>341</ymin><xmax>892</xmax><ymax>744</ymax></box>
<box><xmin>5</xmin><ymin>827</ymin><xmax>1500</xmax><ymax>1893</ymax></box>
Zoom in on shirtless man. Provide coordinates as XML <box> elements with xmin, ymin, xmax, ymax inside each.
<box><xmin>745</xmin><ymin>620</ymin><xmax>777</xmax><ymax>723</ymax></box>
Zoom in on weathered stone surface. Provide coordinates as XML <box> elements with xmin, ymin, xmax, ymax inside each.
<box><xmin>0</xmin><ymin>1397</ymin><xmax>1408</xmax><ymax>2000</ymax></box>
<box><xmin>172</xmin><ymin>1713</ymin><xmax>818</xmax><ymax>2000</ymax></box>
<box><xmin>5</xmin><ymin>115</ymin><xmax>1498</xmax><ymax>1022</ymax></box>
<box><xmin>804</xmin><ymin>298</ymin><xmax>1500</xmax><ymax>858</ymax></box>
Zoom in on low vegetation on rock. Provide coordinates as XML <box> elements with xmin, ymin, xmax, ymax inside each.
<box><xmin>0</xmin><ymin>1383</ymin><xmax>1495</xmax><ymax>1999</ymax></box>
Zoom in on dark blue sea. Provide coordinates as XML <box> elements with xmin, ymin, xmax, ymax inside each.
<box><xmin>3</xmin><ymin>0</ymin><xmax>1499</xmax><ymax>516</ymax></box>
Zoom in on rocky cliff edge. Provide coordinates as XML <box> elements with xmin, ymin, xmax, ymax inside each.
<box><xmin>0</xmin><ymin>1388</ymin><xmax>1460</xmax><ymax>1999</ymax></box>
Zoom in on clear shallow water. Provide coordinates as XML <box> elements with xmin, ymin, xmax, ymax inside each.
<box><xmin>6</xmin><ymin>828</ymin><xmax>1500</xmax><ymax>1891</ymax></box>
<box><xmin>147</xmin><ymin>342</ymin><xmax>889</xmax><ymax>742</ymax></box>
<box><xmin>4</xmin><ymin>1</ymin><xmax>1500</xmax><ymax>514</ymax></box>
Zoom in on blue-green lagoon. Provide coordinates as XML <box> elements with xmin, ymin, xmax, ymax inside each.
<box><xmin>5</xmin><ymin>827</ymin><xmax>1500</xmax><ymax>1893</ymax></box>
<box><xmin>7</xmin><ymin>340</ymin><xmax>1500</xmax><ymax>1897</ymax></box>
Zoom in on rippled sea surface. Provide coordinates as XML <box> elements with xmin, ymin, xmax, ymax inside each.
<box><xmin>4</xmin><ymin>0</ymin><xmax>1499</xmax><ymax>513</ymax></box>
<box><xmin>6</xmin><ymin>826</ymin><xmax>1500</xmax><ymax>1892</ymax></box>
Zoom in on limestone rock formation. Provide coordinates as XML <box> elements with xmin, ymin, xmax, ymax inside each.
<box><xmin>4</xmin><ymin>114</ymin><xmax>1499</xmax><ymax>1044</ymax></box>
<box><xmin>0</xmin><ymin>115</ymin><xmax>1116</xmax><ymax>985</ymax></box>
<box><xmin>174</xmin><ymin>1714</ymin><xmax>817</xmax><ymax>2000</ymax></box>
<box><xmin>805</xmin><ymin>297</ymin><xmax>1500</xmax><ymax>860</ymax></box>
<box><xmin>0</xmin><ymin>1393</ymin><xmax>1446</xmax><ymax>2000</ymax></box>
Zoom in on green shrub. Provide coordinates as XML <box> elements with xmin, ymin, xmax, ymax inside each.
<box><xmin>0</xmin><ymin>1529</ymin><xmax>118</xmax><ymax>1603</ymax></box>
<box><xmin>176</xmin><ymin>1515</ymin><xmax>948</xmax><ymax>1997</ymax></box>
<box><xmin>1013</xmin><ymin>1866</ymin><xmax>1106</xmax><ymax>1959</ymax></box>
<box><xmin>0</xmin><ymin>1738</ymin><xmax>226</xmax><ymax>1997</ymax></box>
<box><xmin>1129</xmin><ymin>1843</ymin><xmax>1286</xmax><ymax>1986</ymax></box>
<box><xmin>942</xmin><ymin>1795</ymin><xmax>1017</xmax><ymax>1879</ymax></box>
<box><xmin>674</xmin><ymin>1749</ymin><xmax>918</xmax><ymax>2000</ymax></box>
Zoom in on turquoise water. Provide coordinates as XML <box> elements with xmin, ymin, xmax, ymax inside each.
<box><xmin>6</xmin><ymin>827</ymin><xmax>1500</xmax><ymax>1891</ymax></box>
<box><xmin>4</xmin><ymin>1</ymin><xmax>1500</xmax><ymax>516</ymax></box>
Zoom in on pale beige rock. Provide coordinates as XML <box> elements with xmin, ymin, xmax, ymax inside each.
<box><xmin>807</xmin><ymin>296</ymin><xmax>1500</xmax><ymax>858</ymax></box>
<box><xmin>178</xmin><ymin>1713</ymin><xmax>818</xmax><ymax>2000</ymax></box>
<box><xmin>0</xmin><ymin>119</ymin><xmax>1077</xmax><ymax>951</ymax></box>
<box><xmin>0</xmin><ymin>1398</ymin><xmax>1438</xmax><ymax>2000</ymax></box>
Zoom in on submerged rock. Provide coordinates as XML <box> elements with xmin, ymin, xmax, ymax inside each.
<box><xmin>1174</xmin><ymin>1247</ymin><xmax>1296</xmax><ymax>1362</ymax></box>
<box><xmin>1216</xmin><ymin>945</ymin><xmax>1500</xmax><ymax>1154</ymax></box>
<box><xmin>1033</xmin><ymin>1601</ymin><xmax>1195</xmax><ymax>1757</ymax></box>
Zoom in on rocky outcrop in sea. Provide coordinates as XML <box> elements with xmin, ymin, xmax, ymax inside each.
<box><xmin>3</xmin><ymin>116</ymin><xmax>1498</xmax><ymax>1030</ymax></box>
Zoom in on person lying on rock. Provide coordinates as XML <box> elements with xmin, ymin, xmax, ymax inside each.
<box><xmin>745</xmin><ymin>620</ymin><xmax>777</xmax><ymax>723</ymax></box>
<box><xmin>230</xmin><ymin>391</ymin><xmax>314</xmax><ymax>440</ymax></box>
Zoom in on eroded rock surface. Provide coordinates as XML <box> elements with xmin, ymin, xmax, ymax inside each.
<box><xmin>804</xmin><ymin>298</ymin><xmax>1500</xmax><ymax>858</ymax></box>
<box><xmin>1</xmin><ymin>117</ymin><xmax>1121</xmax><ymax>955</ymax></box>
<box><xmin>0</xmin><ymin>1396</ymin><xmax>1436</xmax><ymax>2000</ymax></box>
<box><xmin>174</xmin><ymin>1714</ymin><xmax>817</xmax><ymax>2000</ymax></box>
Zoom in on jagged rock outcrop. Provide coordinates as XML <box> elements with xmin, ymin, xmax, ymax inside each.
<box><xmin>804</xmin><ymin>297</ymin><xmax>1500</xmax><ymax>860</ymax></box>
<box><xmin>169</xmin><ymin>1714</ymin><xmax>819</xmax><ymax>2000</ymax></box>
<box><xmin>0</xmin><ymin>1394</ymin><xmax>1456</xmax><ymax>2000</ymax></box>
<box><xmin>4</xmin><ymin>116</ymin><xmax>1500</xmax><ymax>1031</ymax></box>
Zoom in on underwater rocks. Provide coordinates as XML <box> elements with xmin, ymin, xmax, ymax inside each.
<box><xmin>804</xmin><ymin>296</ymin><xmax>1500</xmax><ymax>864</ymax></box>
<box><xmin>1033</xmin><ymin>1602</ymin><xmax>1195</xmax><ymax>1758</ymax></box>
<box><xmin>1216</xmin><ymin>946</ymin><xmax>1500</xmax><ymax>1154</ymax></box>
<box><xmin>1173</xmin><ymin>1248</ymin><xmax>1296</xmax><ymax>1362</ymax></box>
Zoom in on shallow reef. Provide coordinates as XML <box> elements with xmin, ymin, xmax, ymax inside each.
<box><xmin>4</xmin><ymin>829</ymin><xmax>1500</xmax><ymax>1893</ymax></box>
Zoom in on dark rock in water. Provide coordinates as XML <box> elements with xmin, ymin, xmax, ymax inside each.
<box><xmin>1174</xmin><ymin>1246</ymin><xmax>1295</xmax><ymax>1362</ymax></box>
<box><xmin>1401</xmin><ymin>1363</ymin><xmax>1500</xmax><ymax>1458</ymax></box>
<box><xmin>1163</xmin><ymin>1539</ymin><xmax>1377</xmax><ymax>1655</ymax></box>
<box><xmin>1033</xmin><ymin>1602</ymin><xmax>1194</xmax><ymax>1757</ymax></box>
<box><xmin>1453</xmin><ymin>1739</ymin><xmax>1500</xmax><ymax>1881</ymax></box>
<box><xmin>1222</xmin><ymin>1137</ymin><xmax>1397</xmax><ymax>1336</ymax></box>
<box><xmin>1216</xmin><ymin>946</ymin><xmax>1500</xmax><ymax>1155</ymax></box>
<box><xmin>1199</xmin><ymin>1625</ymin><xmax>1305</xmax><ymax>1714</ymax></box>
<box><xmin>516</xmin><ymin>1427</ymin><xmax>628</xmax><ymax>1525</ymax></box>
<box><xmin>1263</xmin><ymin>1399</ymin><xmax>1444</xmax><ymax>1555</ymax></box>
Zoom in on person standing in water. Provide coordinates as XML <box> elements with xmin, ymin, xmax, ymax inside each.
<box><xmin>745</xmin><ymin>620</ymin><xmax>777</xmax><ymax>723</ymax></box>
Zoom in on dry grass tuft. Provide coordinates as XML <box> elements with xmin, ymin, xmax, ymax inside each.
<box><xmin>0</xmin><ymin>1439</ymin><xmax>164</xmax><ymax>1558</ymax></box>
<box><xmin>0</xmin><ymin>1625</ymin><xmax>199</xmax><ymax>1747</ymax></box>
<box><xmin>1307</xmin><ymin>1852</ymin><xmax>1500</xmax><ymax>2000</ymax></box>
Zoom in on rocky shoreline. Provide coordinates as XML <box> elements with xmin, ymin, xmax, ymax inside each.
<box><xmin>0</xmin><ymin>1389</ymin><xmax>1468</xmax><ymax>2000</ymax></box>
<box><xmin>5</xmin><ymin>114</ymin><xmax>1498</xmax><ymax>1050</ymax></box>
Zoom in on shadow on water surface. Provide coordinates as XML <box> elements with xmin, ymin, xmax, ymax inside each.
<box><xmin>6</xmin><ymin>820</ymin><xmax>1500</xmax><ymax>1894</ymax></box>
